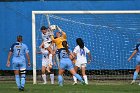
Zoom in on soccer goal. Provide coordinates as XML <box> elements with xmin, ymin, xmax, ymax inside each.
<box><xmin>32</xmin><ymin>11</ymin><xmax>140</xmax><ymax>84</ymax></box>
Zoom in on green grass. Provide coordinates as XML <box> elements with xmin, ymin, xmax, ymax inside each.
<box><xmin>0</xmin><ymin>81</ymin><xmax>140</xmax><ymax>93</ymax></box>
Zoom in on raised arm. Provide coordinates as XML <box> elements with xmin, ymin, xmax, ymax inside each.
<box><xmin>57</xmin><ymin>26</ymin><xmax>67</xmax><ymax>39</ymax></box>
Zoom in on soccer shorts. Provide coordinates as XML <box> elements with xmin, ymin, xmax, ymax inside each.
<box><xmin>42</xmin><ymin>58</ymin><xmax>53</xmax><ymax>67</ymax></box>
<box><xmin>75</xmin><ymin>63</ymin><xmax>87</xmax><ymax>68</ymax></box>
<box><xmin>60</xmin><ymin>58</ymin><xmax>74</xmax><ymax>70</ymax></box>
<box><xmin>136</xmin><ymin>56</ymin><xmax>140</xmax><ymax>65</ymax></box>
<box><xmin>12</xmin><ymin>61</ymin><xmax>26</xmax><ymax>70</ymax></box>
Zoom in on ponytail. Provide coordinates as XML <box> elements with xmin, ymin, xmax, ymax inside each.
<box><xmin>62</xmin><ymin>41</ymin><xmax>69</xmax><ymax>53</ymax></box>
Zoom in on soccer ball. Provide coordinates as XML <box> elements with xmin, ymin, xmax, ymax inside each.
<box><xmin>49</xmin><ymin>25</ymin><xmax>57</xmax><ymax>31</ymax></box>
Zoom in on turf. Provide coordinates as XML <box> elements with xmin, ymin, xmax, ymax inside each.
<box><xmin>0</xmin><ymin>81</ymin><xmax>140</xmax><ymax>93</ymax></box>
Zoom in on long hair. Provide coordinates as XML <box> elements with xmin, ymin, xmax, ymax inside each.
<box><xmin>62</xmin><ymin>41</ymin><xmax>69</xmax><ymax>53</ymax></box>
<box><xmin>76</xmin><ymin>38</ymin><xmax>84</xmax><ymax>49</ymax></box>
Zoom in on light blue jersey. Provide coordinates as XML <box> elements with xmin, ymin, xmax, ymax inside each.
<box><xmin>10</xmin><ymin>42</ymin><xmax>29</xmax><ymax>70</ymax></box>
<box><xmin>58</xmin><ymin>48</ymin><xmax>73</xmax><ymax>70</ymax></box>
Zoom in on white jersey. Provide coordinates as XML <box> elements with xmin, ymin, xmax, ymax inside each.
<box><xmin>73</xmin><ymin>45</ymin><xmax>90</xmax><ymax>64</ymax></box>
<box><xmin>42</xmin><ymin>32</ymin><xmax>52</xmax><ymax>42</ymax></box>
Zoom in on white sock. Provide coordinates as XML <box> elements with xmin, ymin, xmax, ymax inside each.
<box><xmin>42</xmin><ymin>74</ymin><xmax>47</xmax><ymax>83</ymax></box>
<box><xmin>73</xmin><ymin>76</ymin><xmax>77</xmax><ymax>83</ymax></box>
<box><xmin>49</xmin><ymin>54</ymin><xmax>52</xmax><ymax>63</ymax></box>
<box><xmin>50</xmin><ymin>74</ymin><xmax>54</xmax><ymax>84</ymax></box>
<box><xmin>83</xmin><ymin>75</ymin><xmax>88</xmax><ymax>84</ymax></box>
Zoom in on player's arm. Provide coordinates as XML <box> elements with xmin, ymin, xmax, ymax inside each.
<box><xmin>85</xmin><ymin>47</ymin><xmax>92</xmax><ymax>63</ymax></box>
<box><xmin>57</xmin><ymin>26</ymin><xmax>67</xmax><ymax>39</ymax></box>
<box><xmin>25</xmin><ymin>45</ymin><xmax>31</xmax><ymax>66</ymax></box>
<box><xmin>26</xmin><ymin>53</ymin><xmax>31</xmax><ymax>67</ymax></box>
<box><xmin>87</xmin><ymin>52</ymin><xmax>92</xmax><ymax>63</ymax></box>
<box><xmin>6</xmin><ymin>51</ymin><xmax>12</xmax><ymax>67</ymax></box>
<box><xmin>128</xmin><ymin>44</ymin><xmax>139</xmax><ymax>62</ymax></box>
<box><xmin>128</xmin><ymin>50</ymin><xmax>137</xmax><ymax>62</ymax></box>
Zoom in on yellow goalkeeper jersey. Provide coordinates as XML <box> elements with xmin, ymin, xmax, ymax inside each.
<box><xmin>51</xmin><ymin>32</ymin><xmax>67</xmax><ymax>49</ymax></box>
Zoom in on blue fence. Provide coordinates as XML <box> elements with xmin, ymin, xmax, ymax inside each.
<box><xmin>0</xmin><ymin>1</ymin><xmax>140</xmax><ymax>70</ymax></box>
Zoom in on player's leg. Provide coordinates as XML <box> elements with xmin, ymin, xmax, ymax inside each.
<box><xmin>68</xmin><ymin>61</ymin><xmax>85</xmax><ymax>85</ymax></box>
<box><xmin>50</xmin><ymin>69</ymin><xmax>54</xmax><ymax>84</ymax></box>
<box><xmin>131</xmin><ymin>65</ymin><xmax>140</xmax><ymax>84</ymax></box>
<box><xmin>13</xmin><ymin>62</ymin><xmax>21</xmax><ymax>90</ymax></box>
<box><xmin>73</xmin><ymin>66</ymin><xmax>79</xmax><ymax>85</ymax></box>
<box><xmin>20</xmin><ymin>62</ymin><xmax>26</xmax><ymax>91</ymax></box>
<box><xmin>47</xmin><ymin>46</ymin><xmax>55</xmax><ymax>63</ymax></box>
<box><xmin>81</xmin><ymin>64</ymin><xmax>88</xmax><ymax>85</ymax></box>
<box><xmin>131</xmin><ymin>59</ymin><xmax>140</xmax><ymax>84</ymax></box>
<box><xmin>58</xmin><ymin>69</ymin><xmax>65</xmax><ymax>86</ymax></box>
<box><xmin>69</xmin><ymin>68</ymin><xmax>85</xmax><ymax>85</ymax></box>
<box><xmin>58</xmin><ymin>60</ymin><xmax>66</xmax><ymax>86</ymax></box>
<box><xmin>42</xmin><ymin>66</ymin><xmax>47</xmax><ymax>84</ymax></box>
<box><xmin>14</xmin><ymin>70</ymin><xmax>21</xmax><ymax>89</ymax></box>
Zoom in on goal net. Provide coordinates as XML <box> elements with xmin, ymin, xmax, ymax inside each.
<box><xmin>32</xmin><ymin>11</ymin><xmax>140</xmax><ymax>84</ymax></box>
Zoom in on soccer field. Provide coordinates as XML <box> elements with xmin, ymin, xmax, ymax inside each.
<box><xmin>0</xmin><ymin>81</ymin><xmax>140</xmax><ymax>93</ymax></box>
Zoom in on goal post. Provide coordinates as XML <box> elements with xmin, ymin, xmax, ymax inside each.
<box><xmin>32</xmin><ymin>10</ymin><xmax>140</xmax><ymax>84</ymax></box>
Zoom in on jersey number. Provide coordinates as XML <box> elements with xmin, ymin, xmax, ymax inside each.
<box><xmin>17</xmin><ymin>49</ymin><xmax>21</xmax><ymax>56</ymax></box>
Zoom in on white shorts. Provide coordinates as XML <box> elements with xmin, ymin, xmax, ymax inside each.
<box><xmin>42</xmin><ymin>58</ymin><xmax>53</xmax><ymax>67</ymax></box>
<box><xmin>75</xmin><ymin>63</ymin><xmax>87</xmax><ymax>68</ymax></box>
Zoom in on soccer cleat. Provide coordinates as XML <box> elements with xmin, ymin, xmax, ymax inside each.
<box><xmin>138</xmin><ymin>83</ymin><xmax>140</xmax><ymax>86</ymax></box>
<box><xmin>81</xmin><ymin>81</ymin><xmax>86</xmax><ymax>85</ymax></box>
<box><xmin>59</xmin><ymin>83</ymin><xmax>63</xmax><ymax>87</ymax></box>
<box><xmin>42</xmin><ymin>82</ymin><xmax>47</xmax><ymax>84</ymax></box>
<box><xmin>130</xmin><ymin>80</ymin><xmax>135</xmax><ymax>84</ymax></box>
<box><xmin>39</xmin><ymin>82</ymin><xmax>47</xmax><ymax>85</ymax></box>
<box><xmin>72</xmin><ymin>82</ymin><xmax>77</xmax><ymax>85</ymax></box>
<box><xmin>19</xmin><ymin>87</ymin><xmax>24</xmax><ymax>91</ymax></box>
<box><xmin>21</xmin><ymin>87</ymin><xmax>24</xmax><ymax>91</ymax></box>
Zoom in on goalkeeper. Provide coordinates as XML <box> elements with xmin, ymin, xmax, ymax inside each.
<box><xmin>51</xmin><ymin>25</ymin><xmax>67</xmax><ymax>66</ymax></box>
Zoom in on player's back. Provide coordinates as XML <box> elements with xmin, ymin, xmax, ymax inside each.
<box><xmin>59</xmin><ymin>48</ymin><xmax>71</xmax><ymax>60</ymax></box>
<box><xmin>10</xmin><ymin>42</ymin><xmax>29</xmax><ymax>62</ymax></box>
<box><xmin>74</xmin><ymin>45</ymin><xmax>90</xmax><ymax>61</ymax></box>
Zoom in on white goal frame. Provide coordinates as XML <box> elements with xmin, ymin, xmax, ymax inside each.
<box><xmin>32</xmin><ymin>10</ymin><xmax>140</xmax><ymax>84</ymax></box>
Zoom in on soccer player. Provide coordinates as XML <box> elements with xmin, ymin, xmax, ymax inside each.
<box><xmin>73</xmin><ymin>38</ymin><xmax>92</xmax><ymax>85</ymax></box>
<box><xmin>40</xmin><ymin>26</ymin><xmax>55</xmax><ymax>70</ymax></box>
<box><xmin>37</xmin><ymin>44</ymin><xmax>54</xmax><ymax>84</ymax></box>
<box><xmin>58</xmin><ymin>41</ymin><xmax>85</xmax><ymax>86</ymax></box>
<box><xmin>51</xmin><ymin>26</ymin><xmax>67</xmax><ymax>50</ymax></box>
<box><xmin>128</xmin><ymin>43</ymin><xmax>140</xmax><ymax>85</ymax></box>
<box><xmin>51</xmin><ymin>26</ymin><xmax>67</xmax><ymax>67</ymax></box>
<box><xmin>6</xmin><ymin>35</ymin><xmax>31</xmax><ymax>91</ymax></box>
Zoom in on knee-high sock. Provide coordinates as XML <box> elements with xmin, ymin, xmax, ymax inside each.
<box><xmin>83</xmin><ymin>75</ymin><xmax>88</xmax><ymax>84</ymax></box>
<box><xmin>58</xmin><ymin>75</ymin><xmax>63</xmax><ymax>85</ymax></box>
<box><xmin>133</xmin><ymin>71</ymin><xmax>138</xmax><ymax>80</ymax></box>
<box><xmin>74</xmin><ymin>74</ymin><xmax>83</xmax><ymax>82</ymax></box>
<box><xmin>73</xmin><ymin>76</ymin><xmax>77</xmax><ymax>83</ymax></box>
<box><xmin>15</xmin><ymin>75</ymin><xmax>20</xmax><ymax>88</ymax></box>
<box><xmin>50</xmin><ymin>74</ymin><xmax>54</xmax><ymax>84</ymax></box>
<box><xmin>21</xmin><ymin>74</ymin><xmax>26</xmax><ymax>87</ymax></box>
<box><xmin>42</xmin><ymin>74</ymin><xmax>47</xmax><ymax>83</ymax></box>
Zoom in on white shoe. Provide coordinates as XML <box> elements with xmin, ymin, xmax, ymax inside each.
<box><xmin>138</xmin><ymin>83</ymin><xmax>140</xmax><ymax>85</ymax></box>
<box><xmin>131</xmin><ymin>80</ymin><xmax>135</xmax><ymax>84</ymax></box>
<box><xmin>72</xmin><ymin>82</ymin><xmax>77</xmax><ymax>85</ymax></box>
